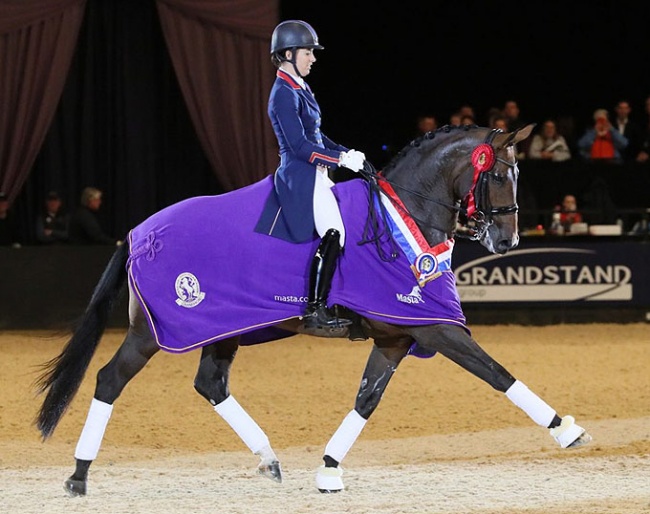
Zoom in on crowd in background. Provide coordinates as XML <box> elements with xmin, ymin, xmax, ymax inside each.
<box><xmin>0</xmin><ymin>187</ymin><xmax>121</xmax><ymax>247</ymax></box>
<box><xmin>413</xmin><ymin>96</ymin><xmax>650</xmax><ymax>166</ymax></box>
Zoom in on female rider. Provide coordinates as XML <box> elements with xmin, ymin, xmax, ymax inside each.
<box><xmin>268</xmin><ymin>20</ymin><xmax>365</xmax><ymax>331</ymax></box>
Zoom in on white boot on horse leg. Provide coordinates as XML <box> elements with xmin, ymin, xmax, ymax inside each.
<box><xmin>316</xmin><ymin>409</ymin><xmax>367</xmax><ymax>493</ymax></box>
<box><xmin>316</xmin><ymin>464</ymin><xmax>344</xmax><ymax>493</ymax></box>
<box><xmin>214</xmin><ymin>395</ymin><xmax>282</xmax><ymax>483</ymax></box>
<box><xmin>505</xmin><ymin>380</ymin><xmax>592</xmax><ymax>449</ymax></box>
<box><xmin>550</xmin><ymin>415</ymin><xmax>592</xmax><ymax>448</ymax></box>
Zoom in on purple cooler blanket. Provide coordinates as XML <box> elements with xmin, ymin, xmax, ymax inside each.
<box><xmin>127</xmin><ymin>176</ymin><xmax>467</xmax><ymax>353</ymax></box>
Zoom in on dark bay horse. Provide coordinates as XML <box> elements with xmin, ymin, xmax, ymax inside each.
<box><xmin>35</xmin><ymin>124</ymin><xmax>591</xmax><ymax>496</ymax></box>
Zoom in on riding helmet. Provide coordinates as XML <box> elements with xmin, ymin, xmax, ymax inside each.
<box><xmin>270</xmin><ymin>20</ymin><xmax>324</xmax><ymax>54</ymax></box>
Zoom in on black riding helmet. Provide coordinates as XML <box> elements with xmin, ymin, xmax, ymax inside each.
<box><xmin>270</xmin><ymin>20</ymin><xmax>323</xmax><ymax>77</ymax></box>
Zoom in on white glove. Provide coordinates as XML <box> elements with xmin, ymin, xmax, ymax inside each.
<box><xmin>339</xmin><ymin>149</ymin><xmax>366</xmax><ymax>172</ymax></box>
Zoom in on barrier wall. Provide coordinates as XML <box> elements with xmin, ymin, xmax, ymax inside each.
<box><xmin>1</xmin><ymin>239</ymin><xmax>649</xmax><ymax>329</ymax></box>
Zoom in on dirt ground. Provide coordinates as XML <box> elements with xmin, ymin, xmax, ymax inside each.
<box><xmin>1</xmin><ymin>324</ymin><xmax>649</xmax><ymax>514</ymax></box>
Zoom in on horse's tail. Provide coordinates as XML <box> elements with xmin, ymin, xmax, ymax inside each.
<box><xmin>34</xmin><ymin>243</ymin><xmax>130</xmax><ymax>439</ymax></box>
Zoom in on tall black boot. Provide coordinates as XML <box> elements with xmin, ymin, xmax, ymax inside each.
<box><xmin>303</xmin><ymin>228</ymin><xmax>352</xmax><ymax>331</ymax></box>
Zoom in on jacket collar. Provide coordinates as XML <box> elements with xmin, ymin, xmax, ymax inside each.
<box><xmin>277</xmin><ymin>69</ymin><xmax>304</xmax><ymax>90</ymax></box>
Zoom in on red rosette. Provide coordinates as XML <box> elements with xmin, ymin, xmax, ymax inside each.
<box><xmin>471</xmin><ymin>143</ymin><xmax>496</xmax><ymax>172</ymax></box>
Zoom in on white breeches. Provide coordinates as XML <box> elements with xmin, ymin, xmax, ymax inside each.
<box><xmin>313</xmin><ymin>166</ymin><xmax>346</xmax><ymax>247</ymax></box>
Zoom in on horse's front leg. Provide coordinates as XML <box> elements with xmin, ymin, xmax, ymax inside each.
<box><xmin>316</xmin><ymin>338</ymin><xmax>412</xmax><ymax>493</ymax></box>
<box><xmin>193</xmin><ymin>337</ymin><xmax>282</xmax><ymax>483</ymax></box>
<box><xmin>408</xmin><ymin>324</ymin><xmax>591</xmax><ymax>450</ymax></box>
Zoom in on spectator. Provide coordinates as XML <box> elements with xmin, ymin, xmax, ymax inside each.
<box><xmin>449</xmin><ymin>111</ymin><xmax>462</xmax><ymax>126</ymax></box>
<box><xmin>635</xmin><ymin>95</ymin><xmax>650</xmax><ymax>163</ymax></box>
<box><xmin>457</xmin><ymin>104</ymin><xmax>476</xmax><ymax>122</ymax></box>
<box><xmin>68</xmin><ymin>187</ymin><xmax>120</xmax><ymax>245</ymax></box>
<box><xmin>460</xmin><ymin>114</ymin><xmax>476</xmax><ymax>126</ymax></box>
<box><xmin>35</xmin><ymin>191</ymin><xmax>69</xmax><ymax>244</ymax></box>
<box><xmin>612</xmin><ymin>99</ymin><xmax>643</xmax><ymax>162</ymax></box>
<box><xmin>528</xmin><ymin>119</ymin><xmax>571</xmax><ymax>162</ymax></box>
<box><xmin>489</xmin><ymin>114</ymin><xmax>508</xmax><ymax>131</ymax></box>
<box><xmin>415</xmin><ymin>114</ymin><xmax>438</xmax><ymax>136</ymax></box>
<box><xmin>502</xmin><ymin>99</ymin><xmax>530</xmax><ymax>158</ymax></box>
<box><xmin>558</xmin><ymin>194</ymin><xmax>583</xmax><ymax>231</ymax></box>
<box><xmin>0</xmin><ymin>192</ymin><xmax>21</xmax><ymax>247</ymax></box>
<box><xmin>577</xmin><ymin>108</ymin><xmax>628</xmax><ymax>164</ymax></box>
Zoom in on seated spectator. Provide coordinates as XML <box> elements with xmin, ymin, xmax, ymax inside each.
<box><xmin>35</xmin><ymin>191</ymin><xmax>69</xmax><ymax>244</ymax></box>
<box><xmin>449</xmin><ymin>111</ymin><xmax>462</xmax><ymax>126</ymax></box>
<box><xmin>415</xmin><ymin>114</ymin><xmax>438</xmax><ymax>136</ymax></box>
<box><xmin>577</xmin><ymin>108</ymin><xmax>628</xmax><ymax>163</ymax></box>
<box><xmin>558</xmin><ymin>194</ymin><xmax>583</xmax><ymax>231</ymax></box>
<box><xmin>489</xmin><ymin>114</ymin><xmax>509</xmax><ymax>132</ymax></box>
<box><xmin>68</xmin><ymin>187</ymin><xmax>120</xmax><ymax>245</ymax></box>
<box><xmin>0</xmin><ymin>191</ymin><xmax>21</xmax><ymax>247</ymax></box>
<box><xmin>528</xmin><ymin>119</ymin><xmax>571</xmax><ymax>162</ymax></box>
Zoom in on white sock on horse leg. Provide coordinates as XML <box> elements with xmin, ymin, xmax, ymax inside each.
<box><xmin>74</xmin><ymin>398</ymin><xmax>113</xmax><ymax>461</ymax></box>
<box><xmin>214</xmin><ymin>395</ymin><xmax>270</xmax><ymax>455</ymax></box>
<box><xmin>324</xmin><ymin>410</ymin><xmax>367</xmax><ymax>463</ymax></box>
<box><xmin>505</xmin><ymin>380</ymin><xmax>556</xmax><ymax>427</ymax></box>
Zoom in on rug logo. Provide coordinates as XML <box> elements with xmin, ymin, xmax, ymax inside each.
<box><xmin>396</xmin><ymin>286</ymin><xmax>425</xmax><ymax>304</ymax></box>
<box><xmin>175</xmin><ymin>272</ymin><xmax>206</xmax><ymax>308</ymax></box>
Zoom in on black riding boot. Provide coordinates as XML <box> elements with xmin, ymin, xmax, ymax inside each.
<box><xmin>303</xmin><ymin>228</ymin><xmax>352</xmax><ymax>331</ymax></box>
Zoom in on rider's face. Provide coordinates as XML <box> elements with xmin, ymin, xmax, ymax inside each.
<box><xmin>292</xmin><ymin>48</ymin><xmax>316</xmax><ymax>76</ymax></box>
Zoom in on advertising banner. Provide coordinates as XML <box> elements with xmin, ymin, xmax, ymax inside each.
<box><xmin>453</xmin><ymin>240</ymin><xmax>650</xmax><ymax>305</ymax></box>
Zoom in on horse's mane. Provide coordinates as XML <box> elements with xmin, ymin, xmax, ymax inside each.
<box><xmin>381</xmin><ymin>124</ymin><xmax>478</xmax><ymax>175</ymax></box>
<box><xmin>360</xmin><ymin>124</ymin><xmax>481</xmax><ymax>262</ymax></box>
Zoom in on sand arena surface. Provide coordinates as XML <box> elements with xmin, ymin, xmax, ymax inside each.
<box><xmin>1</xmin><ymin>324</ymin><xmax>649</xmax><ymax>513</ymax></box>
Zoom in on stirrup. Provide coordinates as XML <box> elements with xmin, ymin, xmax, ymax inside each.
<box><xmin>303</xmin><ymin>304</ymin><xmax>352</xmax><ymax>329</ymax></box>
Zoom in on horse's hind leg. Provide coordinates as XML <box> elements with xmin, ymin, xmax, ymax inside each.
<box><xmin>193</xmin><ymin>337</ymin><xmax>282</xmax><ymax>483</ymax></box>
<box><xmin>65</xmin><ymin>320</ymin><xmax>159</xmax><ymax>496</ymax></box>
<box><xmin>317</xmin><ymin>339</ymin><xmax>412</xmax><ymax>493</ymax></box>
<box><xmin>409</xmin><ymin>324</ymin><xmax>591</xmax><ymax>449</ymax></box>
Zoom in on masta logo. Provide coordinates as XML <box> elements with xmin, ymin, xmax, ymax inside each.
<box><xmin>396</xmin><ymin>285</ymin><xmax>425</xmax><ymax>304</ymax></box>
<box><xmin>175</xmin><ymin>272</ymin><xmax>206</xmax><ymax>308</ymax></box>
<box><xmin>455</xmin><ymin>247</ymin><xmax>632</xmax><ymax>302</ymax></box>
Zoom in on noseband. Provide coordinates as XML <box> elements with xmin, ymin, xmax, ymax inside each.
<box><xmin>460</xmin><ymin>128</ymin><xmax>519</xmax><ymax>241</ymax></box>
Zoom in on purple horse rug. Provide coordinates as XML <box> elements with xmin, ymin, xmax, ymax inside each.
<box><xmin>127</xmin><ymin>176</ymin><xmax>467</xmax><ymax>354</ymax></box>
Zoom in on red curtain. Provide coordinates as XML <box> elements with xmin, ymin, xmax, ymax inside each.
<box><xmin>0</xmin><ymin>0</ymin><xmax>86</xmax><ymax>203</ymax></box>
<box><xmin>156</xmin><ymin>0</ymin><xmax>279</xmax><ymax>190</ymax></box>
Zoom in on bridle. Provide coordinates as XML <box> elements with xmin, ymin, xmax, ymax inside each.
<box><xmin>358</xmin><ymin>128</ymin><xmax>519</xmax><ymax>258</ymax></box>
<box><xmin>459</xmin><ymin>128</ymin><xmax>519</xmax><ymax>240</ymax></box>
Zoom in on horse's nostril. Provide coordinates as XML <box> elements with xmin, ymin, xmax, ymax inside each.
<box><xmin>496</xmin><ymin>238</ymin><xmax>515</xmax><ymax>253</ymax></box>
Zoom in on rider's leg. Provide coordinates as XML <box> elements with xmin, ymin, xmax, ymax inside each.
<box><xmin>304</xmin><ymin>169</ymin><xmax>351</xmax><ymax>329</ymax></box>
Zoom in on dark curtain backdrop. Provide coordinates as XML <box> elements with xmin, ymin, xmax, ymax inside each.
<box><xmin>4</xmin><ymin>0</ymin><xmax>278</xmax><ymax>245</ymax></box>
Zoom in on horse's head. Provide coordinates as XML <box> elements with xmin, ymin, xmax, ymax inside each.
<box><xmin>457</xmin><ymin>124</ymin><xmax>535</xmax><ymax>254</ymax></box>
<box><xmin>372</xmin><ymin>123</ymin><xmax>535</xmax><ymax>258</ymax></box>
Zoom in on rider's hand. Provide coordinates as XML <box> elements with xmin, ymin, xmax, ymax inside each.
<box><xmin>339</xmin><ymin>150</ymin><xmax>366</xmax><ymax>172</ymax></box>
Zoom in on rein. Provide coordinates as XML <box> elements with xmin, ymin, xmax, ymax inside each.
<box><xmin>358</xmin><ymin>129</ymin><xmax>518</xmax><ymax>257</ymax></box>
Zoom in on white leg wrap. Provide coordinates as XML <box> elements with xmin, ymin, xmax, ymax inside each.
<box><xmin>214</xmin><ymin>396</ymin><xmax>270</xmax><ymax>454</ymax></box>
<box><xmin>324</xmin><ymin>410</ymin><xmax>367</xmax><ymax>463</ymax></box>
<box><xmin>505</xmin><ymin>380</ymin><xmax>556</xmax><ymax>428</ymax></box>
<box><xmin>74</xmin><ymin>398</ymin><xmax>113</xmax><ymax>461</ymax></box>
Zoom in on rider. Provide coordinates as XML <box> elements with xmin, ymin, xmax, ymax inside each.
<box><xmin>268</xmin><ymin>20</ymin><xmax>366</xmax><ymax>331</ymax></box>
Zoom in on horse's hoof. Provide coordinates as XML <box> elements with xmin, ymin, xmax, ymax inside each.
<box><xmin>258</xmin><ymin>459</ymin><xmax>282</xmax><ymax>483</ymax></box>
<box><xmin>64</xmin><ymin>477</ymin><xmax>87</xmax><ymax>497</ymax></box>
<box><xmin>567</xmin><ymin>431</ymin><xmax>592</xmax><ymax>448</ymax></box>
<box><xmin>550</xmin><ymin>415</ymin><xmax>591</xmax><ymax>448</ymax></box>
<box><xmin>316</xmin><ymin>465</ymin><xmax>344</xmax><ymax>493</ymax></box>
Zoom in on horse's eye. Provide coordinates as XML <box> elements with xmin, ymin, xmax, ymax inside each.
<box><xmin>491</xmin><ymin>173</ymin><xmax>505</xmax><ymax>184</ymax></box>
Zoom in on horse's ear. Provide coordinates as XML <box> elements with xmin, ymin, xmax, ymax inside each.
<box><xmin>495</xmin><ymin>123</ymin><xmax>536</xmax><ymax>148</ymax></box>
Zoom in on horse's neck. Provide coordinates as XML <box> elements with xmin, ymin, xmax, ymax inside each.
<box><xmin>388</xmin><ymin>163</ymin><xmax>457</xmax><ymax>247</ymax></box>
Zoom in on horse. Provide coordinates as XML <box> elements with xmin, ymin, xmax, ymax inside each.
<box><xmin>34</xmin><ymin>124</ymin><xmax>591</xmax><ymax>496</ymax></box>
